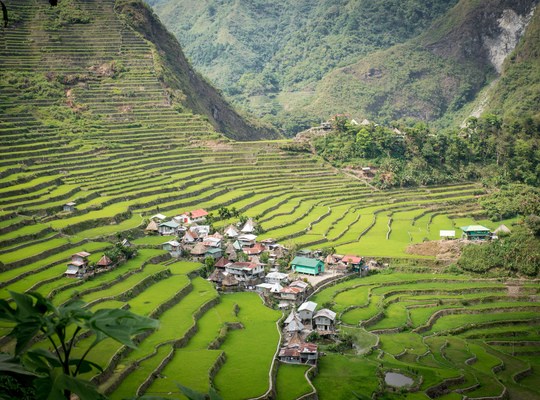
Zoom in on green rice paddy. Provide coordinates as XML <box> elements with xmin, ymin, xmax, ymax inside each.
<box><xmin>1</xmin><ymin>0</ymin><xmax>538</xmax><ymax>398</ymax></box>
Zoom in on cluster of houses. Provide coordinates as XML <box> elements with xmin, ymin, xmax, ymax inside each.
<box><xmin>64</xmin><ymin>239</ymin><xmax>133</xmax><ymax>278</ymax></box>
<box><xmin>64</xmin><ymin>251</ymin><xmax>115</xmax><ymax>277</ymax></box>
<box><xmin>278</xmin><ymin>300</ymin><xmax>337</xmax><ymax>365</ymax></box>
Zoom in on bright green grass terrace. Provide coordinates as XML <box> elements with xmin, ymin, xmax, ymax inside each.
<box><xmin>75</xmin><ymin>274</ymin><xmax>196</xmax><ymax>381</ymax></box>
<box><xmin>0</xmin><ymin>236</ymin><xmax>70</xmax><ymax>265</ymax></box>
<box><xmin>213</xmin><ymin>292</ymin><xmax>281</xmax><ymax>400</ymax></box>
<box><xmin>379</xmin><ymin>331</ymin><xmax>428</xmax><ymax>356</ymax></box>
<box><xmin>275</xmin><ymin>363</ymin><xmax>312</xmax><ymax>400</ymax></box>
<box><xmin>80</xmin><ymin>263</ymin><xmax>170</xmax><ymax>304</ymax></box>
<box><xmin>428</xmin><ymin>310</ymin><xmax>540</xmax><ymax>334</ymax></box>
<box><xmin>71</xmin><ymin>213</ymin><xmax>145</xmax><ymax>240</ymax></box>
<box><xmin>110</xmin><ymin>344</ymin><xmax>173</xmax><ymax>400</ymax></box>
<box><xmin>0</xmin><ymin>242</ymin><xmax>111</xmax><ymax>298</ymax></box>
<box><xmin>313</xmin><ymin>353</ymin><xmax>379</xmax><ymax>400</ymax></box>
<box><xmin>119</xmin><ymin>277</ymin><xmax>217</xmax><ymax>364</ymax></box>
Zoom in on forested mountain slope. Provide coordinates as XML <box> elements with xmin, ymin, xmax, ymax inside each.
<box><xmin>148</xmin><ymin>0</ymin><xmax>538</xmax><ymax>134</ymax></box>
<box><xmin>146</xmin><ymin>0</ymin><xmax>460</xmax><ymax>131</ymax></box>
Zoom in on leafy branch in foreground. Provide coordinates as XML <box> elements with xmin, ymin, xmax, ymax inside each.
<box><xmin>0</xmin><ymin>291</ymin><xmax>158</xmax><ymax>400</ymax></box>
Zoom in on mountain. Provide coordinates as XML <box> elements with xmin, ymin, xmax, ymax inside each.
<box><xmin>114</xmin><ymin>0</ymin><xmax>279</xmax><ymax>140</ymax></box>
<box><xmin>309</xmin><ymin>0</ymin><xmax>538</xmax><ymax>127</ymax></box>
<box><xmin>147</xmin><ymin>0</ymin><xmax>538</xmax><ymax>133</ymax></box>
<box><xmin>146</xmin><ymin>0</ymin><xmax>461</xmax><ymax>131</ymax></box>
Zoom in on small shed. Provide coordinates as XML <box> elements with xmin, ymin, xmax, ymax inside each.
<box><xmin>241</xmin><ymin>218</ymin><xmax>256</xmax><ymax>233</ymax></box>
<box><xmin>494</xmin><ymin>224</ymin><xmax>511</xmax><ymax>236</ymax></box>
<box><xmin>145</xmin><ymin>220</ymin><xmax>159</xmax><ymax>234</ymax></box>
<box><xmin>96</xmin><ymin>255</ymin><xmax>113</xmax><ymax>269</ymax></box>
<box><xmin>440</xmin><ymin>230</ymin><xmax>456</xmax><ymax>239</ymax></box>
<box><xmin>224</xmin><ymin>224</ymin><xmax>240</xmax><ymax>238</ymax></box>
<box><xmin>290</xmin><ymin>256</ymin><xmax>324</xmax><ymax>275</ymax></box>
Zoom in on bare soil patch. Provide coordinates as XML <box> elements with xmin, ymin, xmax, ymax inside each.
<box><xmin>406</xmin><ymin>239</ymin><xmax>468</xmax><ymax>262</ymax></box>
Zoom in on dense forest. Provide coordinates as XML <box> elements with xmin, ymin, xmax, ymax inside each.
<box><xmin>307</xmin><ymin>114</ymin><xmax>539</xmax><ymax>189</ymax></box>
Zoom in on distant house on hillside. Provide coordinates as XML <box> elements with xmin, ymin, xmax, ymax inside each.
<box><xmin>96</xmin><ymin>254</ymin><xmax>113</xmax><ymax>270</ymax></box>
<box><xmin>290</xmin><ymin>256</ymin><xmax>324</xmax><ymax>275</ymax></box>
<box><xmin>63</xmin><ymin>202</ymin><xmax>76</xmax><ymax>212</ymax></box>
<box><xmin>313</xmin><ymin>308</ymin><xmax>337</xmax><ymax>334</ymax></box>
<box><xmin>65</xmin><ymin>251</ymin><xmax>91</xmax><ymax>278</ymax></box>
<box><xmin>224</xmin><ymin>224</ymin><xmax>240</xmax><ymax>238</ymax></box>
<box><xmin>298</xmin><ymin>301</ymin><xmax>317</xmax><ymax>322</ymax></box>
<box><xmin>163</xmin><ymin>240</ymin><xmax>182</xmax><ymax>257</ymax></box>
<box><xmin>150</xmin><ymin>213</ymin><xmax>167</xmax><ymax>222</ymax></box>
<box><xmin>341</xmin><ymin>255</ymin><xmax>363</xmax><ymax>271</ymax></box>
<box><xmin>493</xmin><ymin>224</ymin><xmax>511</xmax><ymax>237</ymax></box>
<box><xmin>225</xmin><ymin>262</ymin><xmax>264</xmax><ymax>282</ymax></box>
<box><xmin>145</xmin><ymin>220</ymin><xmax>159</xmax><ymax>234</ymax></box>
<box><xmin>243</xmin><ymin>242</ymin><xmax>265</xmax><ymax>256</ymax></box>
<box><xmin>279</xmin><ymin>280</ymin><xmax>309</xmax><ymax>304</ymax></box>
<box><xmin>265</xmin><ymin>271</ymin><xmax>289</xmax><ymax>285</ymax></box>
<box><xmin>278</xmin><ymin>342</ymin><xmax>318</xmax><ymax>365</ymax></box>
<box><xmin>238</xmin><ymin>234</ymin><xmax>257</xmax><ymax>247</ymax></box>
<box><xmin>460</xmin><ymin>225</ymin><xmax>491</xmax><ymax>240</ymax></box>
<box><xmin>241</xmin><ymin>218</ymin><xmax>256</xmax><ymax>233</ymax></box>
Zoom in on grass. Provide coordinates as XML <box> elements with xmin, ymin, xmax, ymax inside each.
<box><xmin>275</xmin><ymin>363</ymin><xmax>312</xmax><ymax>400</ymax></box>
<box><xmin>212</xmin><ymin>293</ymin><xmax>281</xmax><ymax>399</ymax></box>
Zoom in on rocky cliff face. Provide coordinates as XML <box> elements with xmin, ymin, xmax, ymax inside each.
<box><xmin>425</xmin><ymin>0</ymin><xmax>538</xmax><ymax>74</ymax></box>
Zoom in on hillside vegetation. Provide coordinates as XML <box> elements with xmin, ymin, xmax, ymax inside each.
<box><xmin>0</xmin><ymin>0</ymin><xmax>539</xmax><ymax>399</ymax></box>
<box><xmin>147</xmin><ymin>0</ymin><xmax>539</xmax><ymax>133</ymax></box>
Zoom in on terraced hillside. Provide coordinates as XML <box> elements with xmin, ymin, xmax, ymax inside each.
<box><xmin>0</xmin><ymin>0</ymin><xmax>526</xmax><ymax>399</ymax></box>
<box><xmin>311</xmin><ymin>272</ymin><xmax>540</xmax><ymax>399</ymax></box>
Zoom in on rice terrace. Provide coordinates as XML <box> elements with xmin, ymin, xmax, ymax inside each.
<box><xmin>0</xmin><ymin>0</ymin><xmax>539</xmax><ymax>399</ymax></box>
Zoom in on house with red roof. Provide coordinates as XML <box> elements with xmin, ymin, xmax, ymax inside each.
<box><xmin>342</xmin><ymin>255</ymin><xmax>364</xmax><ymax>270</ymax></box>
<box><xmin>278</xmin><ymin>342</ymin><xmax>318</xmax><ymax>365</ymax></box>
<box><xmin>177</xmin><ymin>209</ymin><xmax>209</xmax><ymax>224</ymax></box>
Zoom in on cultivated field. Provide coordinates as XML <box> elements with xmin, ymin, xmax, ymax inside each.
<box><xmin>311</xmin><ymin>271</ymin><xmax>540</xmax><ymax>399</ymax></box>
<box><xmin>0</xmin><ymin>0</ymin><xmax>536</xmax><ymax>399</ymax></box>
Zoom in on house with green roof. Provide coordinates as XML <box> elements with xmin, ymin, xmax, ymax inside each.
<box><xmin>290</xmin><ymin>256</ymin><xmax>324</xmax><ymax>275</ymax></box>
<box><xmin>460</xmin><ymin>225</ymin><xmax>491</xmax><ymax>240</ymax></box>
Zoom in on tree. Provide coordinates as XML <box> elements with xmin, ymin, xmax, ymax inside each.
<box><xmin>0</xmin><ymin>292</ymin><xmax>158</xmax><ymax>400</ymax></box>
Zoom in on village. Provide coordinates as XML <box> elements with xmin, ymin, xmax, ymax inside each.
<box><xmin>61</xmin><ymin>206</ymin><xmax>510</xmax><ymax>367</ymax></box>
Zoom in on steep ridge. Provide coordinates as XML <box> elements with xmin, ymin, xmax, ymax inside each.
<box><xmin>483</xmin><ymin>2</ymin><xmax>540</xmax><ymax>122</ymax></box>
<box><xmin>114</xmin><ymin>0</ymin><xmax>279</xmax><ymax>140</ymax></box>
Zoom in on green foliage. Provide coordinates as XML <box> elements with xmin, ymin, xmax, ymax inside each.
<box><xmin>457</xmin><ymin>226</ymin><xmax>540</xmax><ymax>276</ymax></box>
<box><xmin>311</xmin><ymin>113</ymin><xmax>539</xmax><ymax>188</ymax></box>
<box><xmin>479</xmin><ymin>184</ymin><xmax>540</xmax><ymax>220</ymax></box>
<box><xmin>0</xmin><ymin>292</ymin><xmax>158</xmax><ymax>400</ymax></box>
<box><xmin>43</xmin><ymin>0</ymin><xmax>92</xmax><ymax>30</ymax></box>
<box><xmin>150</xmin><ymin>0</ymin><xmax>458</xmax><ymax>133</ymax></box>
